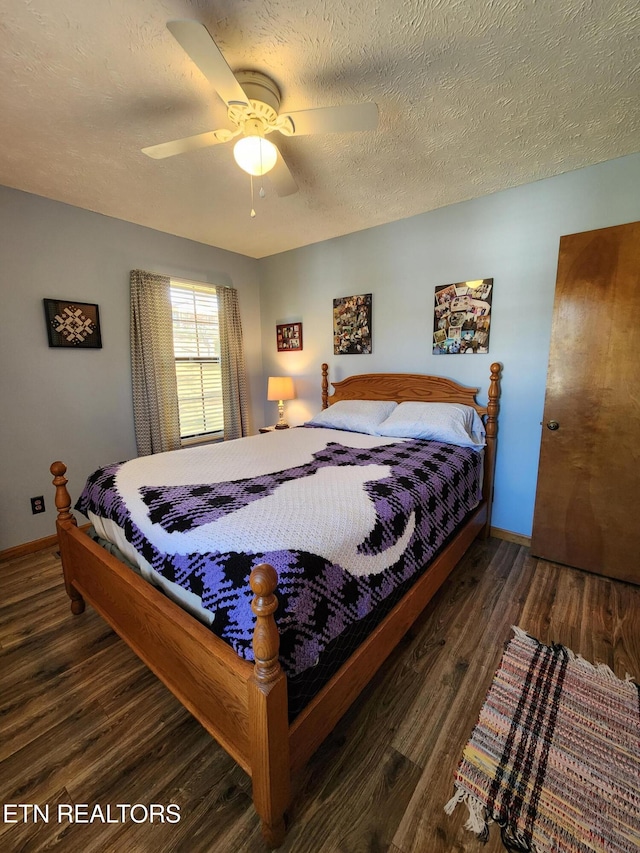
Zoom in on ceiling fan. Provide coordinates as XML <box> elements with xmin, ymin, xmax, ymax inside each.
<box><xmin>141</xmin><ymin>20</ymin><xmax>378</xmax><ymax>196</ymax></box>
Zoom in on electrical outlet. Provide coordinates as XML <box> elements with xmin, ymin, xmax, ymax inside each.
<box><xmin>31</xmin><ymin>495</ymin><xmax>46</xmax><ymax>514</ymax></box>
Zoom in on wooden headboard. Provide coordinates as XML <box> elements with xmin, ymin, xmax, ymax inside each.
<box><xmin>321</xmin><ymin>362</ymin><xmax>500</xmax><ymax>417</ymax></box>
<box><xmin>320</xmin><ymin>362</ymin><xmax>502</xmax><ymax>529</ymax></box>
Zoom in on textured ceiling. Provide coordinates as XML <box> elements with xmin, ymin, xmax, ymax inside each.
<box><xmin>1</xmin><ymin>0</ymin><xmax>639</xmax><ymax>258</ymax></box>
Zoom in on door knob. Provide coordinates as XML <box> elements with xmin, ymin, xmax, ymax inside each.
<box><xmin>546</xmin><ymin>420</ymin><xmax>560</xmax><ymax>431</ymax></box>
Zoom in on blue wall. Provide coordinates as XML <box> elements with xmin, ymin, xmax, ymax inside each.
<box><xmin>258</xmin><ymin>153</ymin><xmax>640</xmax><ymax>537</ymax></box>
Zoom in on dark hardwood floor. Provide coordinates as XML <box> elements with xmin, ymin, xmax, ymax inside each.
<box><xmin>1</xmin><ymin>538</ymin><xmax>639</xmax><ymax>852</ymax></box>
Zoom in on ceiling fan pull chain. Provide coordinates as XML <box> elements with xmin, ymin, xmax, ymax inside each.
<box><xmin>258</xmin><ymin>144</ymin><xmax>266</xmax><ymax>198</ymax></box>
<box><xmin>250</xmin><ymin>174</ymin><xmax>256</xmax><ymax>218</ymax></box>
<box><xmin>258</xmin><ymin>145</ymin><xmax>266</xmax><ymax>198</ymax></box>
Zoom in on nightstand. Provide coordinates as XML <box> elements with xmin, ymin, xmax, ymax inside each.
<box><xmin>259</xmin><ymin>425</ymin><xmax>289</xmax><ymax>433</ymax></box>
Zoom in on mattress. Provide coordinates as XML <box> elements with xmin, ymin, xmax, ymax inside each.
<box><xmin>77</xmin><ymin>426</ymin><xmax>483</xmax><ymax>713</ymax></box>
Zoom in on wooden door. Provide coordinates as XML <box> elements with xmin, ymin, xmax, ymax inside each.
<box><xmin>531</xmin><ymin>221</ymin><xmax>640</xmax><ymax>584</ymax></box>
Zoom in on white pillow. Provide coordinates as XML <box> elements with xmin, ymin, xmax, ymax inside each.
<box><xmin>305</xmin><ymin>399</ymin><xmax>398</xmax><ymax>435</ymax></box>
<box><xmin>376</xmin><ymin>401</ymin><xmax>486</xmax><ymax>450</ymax></box>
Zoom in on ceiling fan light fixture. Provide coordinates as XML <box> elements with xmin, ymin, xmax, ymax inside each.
<box><xmin>233</xmin><ymin>134</ymin><xmax>278</xmax><ymax>176</ymax></box>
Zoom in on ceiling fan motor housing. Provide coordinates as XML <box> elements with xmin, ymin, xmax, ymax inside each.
<box><xmin>229</xmin><ymin>70</ymin><xmax>281</xmax><ymax>129</ymax></box>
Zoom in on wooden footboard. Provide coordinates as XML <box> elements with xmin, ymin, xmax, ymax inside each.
<box><xmin>51</xmin><ymin>462</ymin><xmax>290</xmax><ymax>847</ymax></box>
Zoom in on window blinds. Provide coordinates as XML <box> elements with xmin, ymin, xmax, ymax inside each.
<box><xmin>170</xmin><ymin>280</ymin><xmax>223</xmax><ymax>439</ymax></box>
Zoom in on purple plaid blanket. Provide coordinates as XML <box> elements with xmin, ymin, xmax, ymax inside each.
<box><xmin>76</xmin><ymin>430</ymin><xmax>482</xmax><ymax>677</ymax></box>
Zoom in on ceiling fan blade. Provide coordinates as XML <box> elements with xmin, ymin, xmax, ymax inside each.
<box><xmin>280</xmin><ymin>102</ymin><xmax>378</xmax><ymax>136</ymax></box>
<box><xmin>142</xmin><ymin>128</ymin><xmax>236</xmax><ymax>159</ymax></box>
<box><xmin>167</xmin><ymin>20</ymin><xmax>249</xmax><ymax>107</ymax></box>
<box><xmin>268</xmin><ymin>150</ymin><xmax>298</xmax><ymax>197</ymax></box>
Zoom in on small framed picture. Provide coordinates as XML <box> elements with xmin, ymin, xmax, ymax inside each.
<box><xmin>276</xmin><ymin>322</ymin><xmax>303</xmax><ymax>352</ymax></box>
<box><xmin>43</xmin><ymin>298</ymin><xmax>102</xmax><ymax>348</ymax></box>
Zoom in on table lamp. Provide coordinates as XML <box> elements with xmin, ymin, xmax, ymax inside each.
<box><xmin>267</xmin><ymin>376</ymin><xmax>295</xmax><ymax>429</ymax></box>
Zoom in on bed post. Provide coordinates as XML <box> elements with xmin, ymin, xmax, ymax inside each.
<box><xmin>248</xmin><ymin>564</ymin><xmax>290</xmax><ymax>848</ymax></box>
<box><xmin>481</xmin><ymin>363</ymin><xmax>501</xmax><ymax>538</ymax></box>
<box><xmin>50</xmin><ymin>461</ymin><xmax>85</xmax><ymax>615</ymax></box>
<box><xmin>321</xmin><ymin>362</ymin><xmax>329</xmax><ymax>409</ymax></box>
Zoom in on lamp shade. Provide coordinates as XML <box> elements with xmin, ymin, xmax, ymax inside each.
<box><xmin>233</xmin><ymin>135</ymin><xmax>278</xmax><ymax>176</ymax></box>
<box><xmin>267</xmin><ymin>376</ymin><xmax>295</xmax><ymax>401</ymax></box>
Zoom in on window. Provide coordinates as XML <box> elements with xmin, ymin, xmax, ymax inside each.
<box><xmin>170</xmin><ymin>280</ymin><xmax>223</xmax><ymax>441</ymax></box>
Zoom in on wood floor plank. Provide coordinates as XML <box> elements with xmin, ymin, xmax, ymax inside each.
<box><xmin>392</xmin><ymin>541</ymin><xmax>534</xmax><ymax>767</ymax></box>
<box><xmin>518</xmin><ymin>559</ymin><xmax>640</xmax><ymax>679</ymax></box>
<box><xmin>0</xmin><ymin>545</ymin><xmax>60</xmax><ymax>578</ymax></box>
<box><xmin>0</xmin><ymin>635</ymin><xmax>154</xmax><ymax>760</ymax></box>
<box><xmin>578</xmin><ymin>570</ymin><xmax>616</xmax><ymax>669</ymax></box>
<box><xmin>0</xmin><ymin>678</ymin><xmax>185</xmax><ymax>812</ymax></box>
<box><xmin>609</xmin><ymin>578</ymin><xmax>640</xmax><ymax>680</ymax></box>
<box><xmin>0</xmin><ymin>615</ymin><xmax>118</xmax><ymax>701</ymax></box>
<box><xmin>58</xmin><ymin>721</ymin><xmax>248</xmax><ymax>852</ymax></box>
<box><xmin>0</xmin><ymin>582</ymin><xmax>88</xmax><ymax>649</ymax></box>
<box><xmin>391</xmin><ymin>553</ymin><xmax>537</xmax><ymax>852</ymax></box>
<box><xmin>0</xmin><ymin>558</ymin><xmax>62</xmax><ymax>604</ymax></box>
<box><xmin>528</xmin><ymin>560</ymin><xmax>588</xmax><ymax>653</ymax></box>
<box><xmin>0</xmin><ymin>701</ymin><xmax>111</xmax><ymax>823</ymax></box>
<box><xmin>0</xmin><ymin>787</ymin><xmax>75</xmax><ymax>852</ymax></box>
<box><xmin>283</xmin><ymin>746</ymin><xmax>423</xmax><ymax>853</ymax></box>
<box><xmin>2</xmin><ymin>540</ymin><xmax>638</xmax><ymax>852</ymax></box>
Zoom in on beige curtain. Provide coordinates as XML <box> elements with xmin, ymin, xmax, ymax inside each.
<box><xmin>130</xmin><ymin>269</ymin><xmax>181</xmax><ymax>456</ymax></box>
<box><xmin>218</xmin><ymin>286</ymin><xmax>249</xmax><ymax>440</ymax></box>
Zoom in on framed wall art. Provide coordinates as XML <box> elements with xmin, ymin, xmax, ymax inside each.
<box><xmin>333</xmin><ymin>293</ymin><xmax>372</xmax><ymax>355</ymax></box>
<box><xmin>43</xmin><ymin>298</ymin><xmax>102</xmax><ymax>349</ymax></box>
<box><xmin>276</xmin><ymin>322</ymin><xmax>303</xmax><ymax>352</ymax></box>
<box><xmin>432</xmin><ymin>278</ymin><xmax>492</xmax><ymax>355</ymax></box>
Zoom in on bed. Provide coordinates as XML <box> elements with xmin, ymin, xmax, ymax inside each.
<box><xmin>50</xmin><ymin>362</ymin><xmax>501</xmax><ymax>847</ymax></box>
